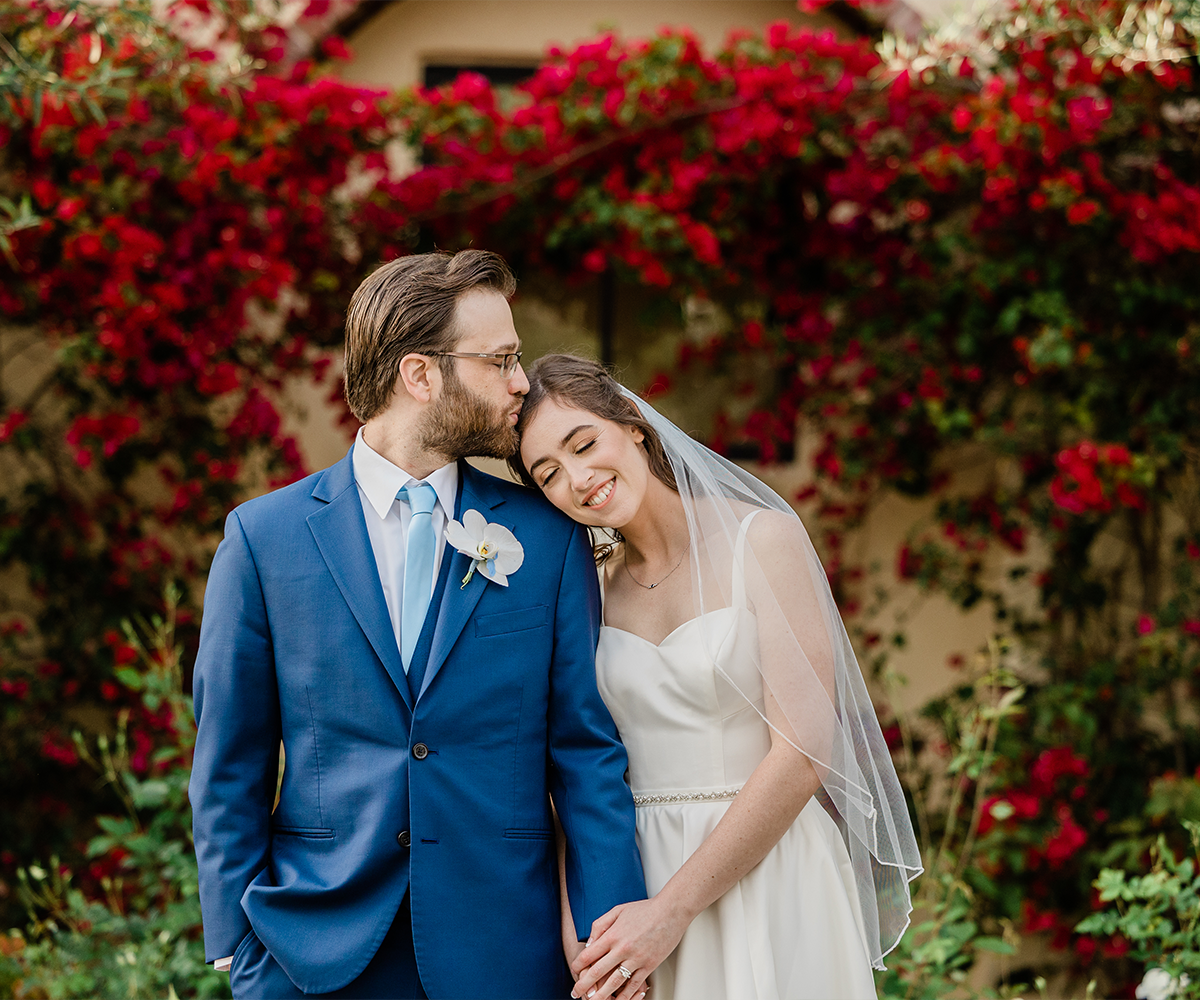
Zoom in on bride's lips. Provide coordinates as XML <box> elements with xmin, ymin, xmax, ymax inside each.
<box><xmin>581</xmin><ymin>477</ymin><xmax>616</xmax><ymax>511</ymax></box>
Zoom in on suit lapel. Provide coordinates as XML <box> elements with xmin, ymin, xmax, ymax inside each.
<box><xmin>308</xmin><ymin>451</ymin><xmax>413</xmax><ymax>714</ymax></box>
<box><xmin>420</xmin><ymin>461</ymin><xmax>510</xmax><ymax>699</ymax></box>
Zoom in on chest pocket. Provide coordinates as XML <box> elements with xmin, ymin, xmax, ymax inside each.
<box><xmin>474</xmin><ymin>605</ymin><xmax>550</xmax><ymax>637</ymax></box>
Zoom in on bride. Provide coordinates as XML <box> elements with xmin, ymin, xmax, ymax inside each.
<box><xmin>511</xmin><ymin>355</ymin><xmax>921</xmax><ymax>1000</ymax></box>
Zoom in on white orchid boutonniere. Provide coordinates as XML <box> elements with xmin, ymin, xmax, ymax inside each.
<box><xmin>445</xmin><ymin>509</ymin><xmax>524</xmax><ymax>588</ymax></box>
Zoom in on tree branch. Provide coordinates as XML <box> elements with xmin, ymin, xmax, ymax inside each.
<box><xmin>413</xmin><ymin>95</ymin><xmax>748</xmax><ymax>219</ymax></box>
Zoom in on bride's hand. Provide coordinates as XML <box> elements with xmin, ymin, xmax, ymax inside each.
<box><xmin>569</xmin><ymin>897</ymin><xmax>686</xmax><ymax>1000</ymax></box>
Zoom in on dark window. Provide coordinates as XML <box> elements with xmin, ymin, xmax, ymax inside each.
<box><xmin>423</xmin><ymin>64</ymin><xmax>538</xmax><ymax>89</ymax></box>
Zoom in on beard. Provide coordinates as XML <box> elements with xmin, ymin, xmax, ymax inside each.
<box><xmin>419</xmin><ymin>365</ymin><xmax>520</xmax><ymax>461</ymax></box>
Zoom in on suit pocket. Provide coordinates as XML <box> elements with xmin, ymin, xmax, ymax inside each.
<box><xmin>475</xmin><ymin>605</ymin><xmax>550</xmax><ymax>637</ymax></box>
<box><xmin>271</xmin><ymin>825</ymin><xmax>334</xmax><ymax>839</ymax></box>
<box><xmin>229</xmin><ymin>926</ymin><xmax>257</xmax><ymax>979</ymax></box>
<box><xmin>503</xmin><ymin>827</ymin><xmax>554</xmax><ymax>841</ymax></box>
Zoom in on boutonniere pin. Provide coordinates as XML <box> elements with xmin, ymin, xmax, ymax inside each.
<box><xmin>445</xmin><ymin>509</ymin><xmax>524</xmax><ymax>589</ymax></box>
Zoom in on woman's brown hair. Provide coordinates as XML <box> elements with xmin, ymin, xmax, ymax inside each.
<box><xmin>509</xmin><ymin>354</ymin><xmax>677</xmax><ymax>560</ymax></box>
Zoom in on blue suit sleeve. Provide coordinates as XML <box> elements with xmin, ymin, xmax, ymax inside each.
<box><xmin>189</xmin><ymin>509</ymin><xmax>281</xmax><ymax>963</ymax></box>
<box><xmin>548</xmin><ymin>521</ymin><xmax>647</xmax><ymax>940</ymax></box>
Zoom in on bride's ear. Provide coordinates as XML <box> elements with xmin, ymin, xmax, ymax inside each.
<box><xmin>627</xmin><ymin>424</ymin><xmax>645</xmax><ymax>444</ymax></box>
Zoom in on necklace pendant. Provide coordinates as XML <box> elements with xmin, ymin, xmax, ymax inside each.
<box><xmin>623</xmin><ymin>546</ymin><xmax>686</xmax><ymax>590</ymax></box>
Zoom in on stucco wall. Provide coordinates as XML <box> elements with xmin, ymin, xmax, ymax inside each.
<box><xmin>342</xmin><ymin>0</ymin><xmax>833</xmax><ymax>91</ymax></box>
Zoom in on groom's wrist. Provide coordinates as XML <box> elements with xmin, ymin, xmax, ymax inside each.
<box><xmin>214</xmin><ymin>957</ymin><xmax>232</xmax><ymax>972</ymax></box>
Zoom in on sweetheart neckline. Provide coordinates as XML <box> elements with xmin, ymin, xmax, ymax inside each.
<box><xmin>599</xmin><ymin>606</ymin><xmax>740</xmax><ymax>649</ymax></box>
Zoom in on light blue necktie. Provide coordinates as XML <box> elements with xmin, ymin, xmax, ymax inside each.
<box><xmin>397</xmin><ymin>481</ymin><xmax>438</xmax><ymax>674</ymax></box>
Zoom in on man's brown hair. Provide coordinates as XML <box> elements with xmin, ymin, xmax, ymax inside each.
<box><xmin>343</xmin><ymin>250</ymin><xmax>517</xmax><ymax>422</ymax></box>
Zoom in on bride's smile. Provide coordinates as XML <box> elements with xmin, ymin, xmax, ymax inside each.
<box><xmin>583</xmin><ymin>477</ymin><xmax>615</xmax><ymax>508</ymax></box>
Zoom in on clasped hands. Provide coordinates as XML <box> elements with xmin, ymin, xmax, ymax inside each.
<box><xmin>568</xmin><ymin>896</ymin><xmax>690</xmax><ymax>1000</ymax></box>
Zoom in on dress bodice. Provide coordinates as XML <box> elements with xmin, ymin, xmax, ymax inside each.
<box><xmin>596</xmin><ymin>513</ymin><xmax>771</xmax><ymax>796</ymax></box>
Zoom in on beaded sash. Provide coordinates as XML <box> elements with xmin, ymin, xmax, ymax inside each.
<box><xmin>632</xmin><ymin>786</ymin><xmax>742</xmax><ymax>807</ymax></box>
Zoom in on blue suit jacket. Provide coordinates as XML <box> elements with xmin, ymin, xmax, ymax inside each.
<box><xmin>189</xmin><ymin>452</ymin><xmax>646</xmax><ymax>996</ymax></box>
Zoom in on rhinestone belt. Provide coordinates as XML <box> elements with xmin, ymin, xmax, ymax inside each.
<box><xmin>632</xmin><ymin>787</ymin><xmax>741</xmax><ymax>806</ymax></box>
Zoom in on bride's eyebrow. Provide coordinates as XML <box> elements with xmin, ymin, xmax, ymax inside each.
<box><xmin>561</xmin><ymin>424</ymin><xmax>596</xmax><ymax>445</ymax></box>
<box><xmin>528</xmin><ymin>424</ymin><xmax>597</xmax><ymax>477</ymax></box>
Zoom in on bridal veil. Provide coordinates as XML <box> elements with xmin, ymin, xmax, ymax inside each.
<box><xmin>617</xmin><ymin>386</ymin><xmax>922</xmax><ymax>970</ymax></box>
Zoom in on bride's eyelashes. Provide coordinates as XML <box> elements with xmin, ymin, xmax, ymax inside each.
<box><xmin>537</xmin><ymin>437</ymin><xmax>598</xmax><ymax>489</ymax></box>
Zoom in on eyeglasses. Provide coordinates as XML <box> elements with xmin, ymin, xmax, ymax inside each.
<box><xmin>432</xmin><ymin>351</ymin><xmax>524</xmax><ymax>379</ymax></box>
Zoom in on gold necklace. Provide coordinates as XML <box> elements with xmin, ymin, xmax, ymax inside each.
<box><xmin>624</xmin><ymin>548</ymin><xmax>687</xmax><ymax>590</ymax></box>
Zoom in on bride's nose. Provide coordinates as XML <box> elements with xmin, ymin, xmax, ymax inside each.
<box><xmin>568</xmin><ymin>462</ymin><xmax>593</xmax><ymax>494</ymax></box>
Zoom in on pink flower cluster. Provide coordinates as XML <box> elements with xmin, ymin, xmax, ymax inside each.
<box><xmin>1049</xmin><ymin>442</ymin><xmax>1144</xmax><ymax>515</ymax></box>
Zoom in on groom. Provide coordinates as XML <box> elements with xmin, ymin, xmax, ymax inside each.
<box><xmin>190</xmin><ymin>250</ymin><xmax>646</xmax><ymax>998</ymax></box>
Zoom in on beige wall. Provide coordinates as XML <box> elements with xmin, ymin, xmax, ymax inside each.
<box><xmin>343</xmin><ymin>0</ymin><xmax>833</xmax><ymax>91</ymax></box>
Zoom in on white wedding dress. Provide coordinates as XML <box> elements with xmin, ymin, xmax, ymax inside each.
<box><xmin>595</xmin><ymin>514</ymin><xmax>877</xmax><ymax>1000</ymax></box>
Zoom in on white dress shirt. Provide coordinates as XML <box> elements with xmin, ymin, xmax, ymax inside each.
<box><xmin>352</xmin><ymin>426</ymin><xmax>459</xmax><ymax>663</ymax></box>
<box><xmin>212</xmin><ymin>433</ymin><xmax>460</xmax><ymax>973</ymax></box>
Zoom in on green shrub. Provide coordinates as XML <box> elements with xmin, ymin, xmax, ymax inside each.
<box><xmin>5</xmin><ymin>591</ymin><xmax>228</xmax><ymax>1000</ymax></box>
<box><xmin>1077</xmin><ymin>822</ymin><xmax>1200</xmax><ymax>1000</ymax></box>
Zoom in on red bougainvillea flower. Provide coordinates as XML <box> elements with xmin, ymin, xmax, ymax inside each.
<box><xmin>1049</xmin><ymin>442</ymin><xmax>1147</xmax><ymax>515</ymax></box>
<box><xmin>1045</xmin><ymin>805</ymin><xmax>1087</xmax><ymax>866</ymax></box>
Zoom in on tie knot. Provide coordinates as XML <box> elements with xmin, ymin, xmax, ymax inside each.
<box><xmin>398</xmin><ymin>480</ymin><xmax>437</xmax><ymax>516</ymax></box>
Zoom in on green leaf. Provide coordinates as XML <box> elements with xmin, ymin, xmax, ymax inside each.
<box><xmin>115</xmin><ymin>667</ymin><xmax>144</xmax><ymax>690</ymax></box>
<box><xmin>96</xmin><ymin>815</ymin><xmax>134</xmax><ymax>837</ymax></box>
<box><xmin>1075</xmin><ymin>913</ymin><xmax>1116</xmax><ymax>935</ymax></box>
<box><xmin>1095</xmin><ymin>868</ymin><xmax>1130</xmax><ymax>900</ymax></box>
<box><xmin>83</xmin><ymin>92</ymin><xmax>106</xmax><ymax>125</ymax></box>
<box><xmin>131</xmin><ymin>780</ymin><xmax>171</xmax><ymax>808</ymax></box>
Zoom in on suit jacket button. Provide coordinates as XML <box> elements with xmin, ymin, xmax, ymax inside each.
<box><xmin>412</xmin><ymin>743</ymin><xmax>429</xmax><ymax>760</ymax></box>
<box><xmin>397</xmin><ymin>830</ymin><xmax>411</xmax><ymax>848</ymax></box>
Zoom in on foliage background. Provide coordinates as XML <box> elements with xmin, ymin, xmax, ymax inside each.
<box><xmin>2</xmin><ymin>0</ymin><xmax>1200</xmax><ymax>995</ymax></box>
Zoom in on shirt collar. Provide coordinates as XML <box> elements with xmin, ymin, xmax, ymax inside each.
<box><xmin>352</xmin><ymin>426</ymin><xmax>458</xmax><ymax>521</ymax></box>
